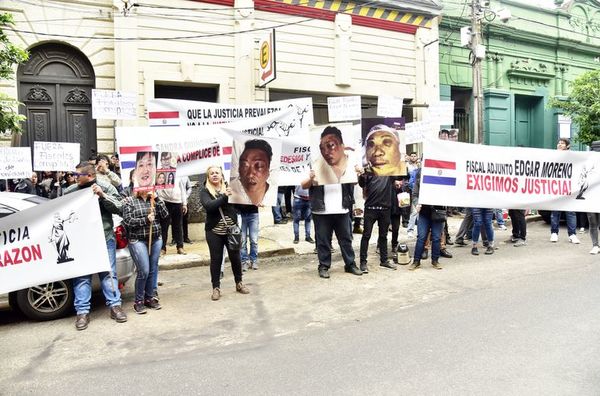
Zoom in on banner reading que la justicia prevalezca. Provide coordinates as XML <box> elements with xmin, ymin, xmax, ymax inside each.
<box><xmin>418</xmin><ymin>139</ymin><xmax>600</xmax><ymax>212</ymax></box>
<box><xmin>0</xmin><ymin>189</ymin><xmax>111</xmax><ymax>294</ymax></box>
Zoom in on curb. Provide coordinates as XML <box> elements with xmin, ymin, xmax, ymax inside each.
<box><xmin>159</xmin><ymin>247</ymin><xmax>297</xmax><ymax>271</ymax></box>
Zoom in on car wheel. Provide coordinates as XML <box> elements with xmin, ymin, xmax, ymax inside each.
<box><xmin>15</xmin><ymin>280</ymin><xmax>74</xmax><ymax>321</ymax></box>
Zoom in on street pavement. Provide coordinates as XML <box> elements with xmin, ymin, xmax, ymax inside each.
<box><xmin>2</xmin><ymin>214</ymin><xmax>600</xmax><ymax>394</ymax></box>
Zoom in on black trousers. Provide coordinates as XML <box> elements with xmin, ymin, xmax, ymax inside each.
<box><xmin>161</xmin><ymin>201</ymin><xmax>183</xmax><ymax>249</ymax></box>
<box><xmin>205</xmin><ymin>230</ymin><xmax>243</xmax><ymax>289</ymax></box>
<box><xmin>313</xmin><ymin>213</ymin><xmax>356</xmax><ymax>269</ymax></box>
<box><xmin>182</xmin><ymin>211</ymin><xmax>189</xmax><ymax>240</ymax></box>
<box><xmin>508</xmin><ymin>209</ymin><xmax>527</xmax><ymax>240</ymax></box>
<box><xmin>390</xmin><ymin>212</ymin><xmax>401</xmax><ymax>248</ymax></box>
<box><xmin>360</xmin><ymin>208</ymin><xmax>391</xmax><ymax>264</ymax></box>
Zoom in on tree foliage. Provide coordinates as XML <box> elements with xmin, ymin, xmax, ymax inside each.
<box><xmin>0</xmin><ymin>13</ymin><xmax>29</xmax><ymax>135</ymax></box>
<box><xmin>548</xmin><ymin>69</ymin><xmax>600</xmax><ymax>146</ymax></box>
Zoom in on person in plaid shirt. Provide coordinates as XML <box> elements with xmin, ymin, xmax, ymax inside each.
<box><xmin>122</xmin><ymin>190</ymin><xmax>169</xmax><ymax>314</ymax></box>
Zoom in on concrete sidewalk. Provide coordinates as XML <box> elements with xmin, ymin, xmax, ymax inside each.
<box><xmin>159</xmin><ymin>209</ymin><xmax>542</xmax><ymax>270</ymax></box>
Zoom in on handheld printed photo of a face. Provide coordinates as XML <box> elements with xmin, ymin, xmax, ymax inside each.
<box><xmin>361</xmin><ymin>118</ymin><xmax>407</xmax><ymax>176</ymax></box>
<box><xmin>156</xmin><ymin>151</ymin><xmax>177</xmax><ymax>190</ymax></box>
<box><xmin>133</xmin><ymin>151</ymin><xmax>158</xmax><ymax>192</ymax></box>
<box><xmin>229</xmin><ymin>138</ymin><xmax>281</xmax><ymax>206</ymax></box>
<box><xmin>310</xmin><ymin>123</ymin><xmax>360</xmax><ymax>185</ymax></box>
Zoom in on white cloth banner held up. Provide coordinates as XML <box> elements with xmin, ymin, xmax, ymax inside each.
<box><xmin>0</xmin><ymin>189</ymin><xmax>111</xmax><ymax>294</ymax></box>
<box><xmin>418</xmin><ymin>138</ymin><xmax>600</xmax><ymax>212</ymax></box>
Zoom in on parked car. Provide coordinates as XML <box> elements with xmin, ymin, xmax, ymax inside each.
<box><xmin>0</xmin><ymin>192</ymin><xmax>134</xmax><ymax>321</ymax></box>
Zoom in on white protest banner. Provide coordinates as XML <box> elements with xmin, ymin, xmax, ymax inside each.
<box><xmin>424</xmin><ymin>101</ymin><xmax>454</xmax><ymax>127</ymax></box>
<box><xmin>0</xmin><ymin>189</ymin><xmax>111</xmax><ymax>294</ymax></box>
<box><xmin>0</xmin><ymin>147</ymin><xmax>32</xmax><ymax>179</ymax></box>
<box><xmin>377</xmin><ymin>95</ymin><xmax>404</xmax><ymax>117</ymax></box>
<box><xmin>146</xmin><ymin>97</ymin><xmax>314</xmax><ymax>133</ymax></box>
<box><xmin>404</xmin><ymin>121</ymin><xmax>437</xmax><ymax>144</ymax></box>
<box><xmin>92</xmin><ymin>89</ymin><xmax>137</xmax><ymax>120</ymax></box>
<box><xmin>418</xmin><ymin>138</ymin><xmax>600</xmax><ymax>212</ymax></box>
<box><xmin>33</xmin><ymin>142</ymin><xmax>80</xmax><ymax>171</ymax></box>
<box><xmin>327</xmin><ymin>96</ymin><xmax>362</xmax><ymax>122</ymax></box>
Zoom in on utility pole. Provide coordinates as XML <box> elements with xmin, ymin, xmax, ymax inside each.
<box><xmin>471</xmin><ymin>0</ymin><xmax>484</xmax><ymax>144</ymax></box>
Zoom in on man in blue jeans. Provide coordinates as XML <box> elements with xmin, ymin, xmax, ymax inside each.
<box><xmin>237</xmin><ymin>204</ymin><xmax>259</xmax><ymax>270</ymax></box>
<box><xmin>65</xmin><ymin>163</ymin><xmax>127</xmax><ymax>330</ymax></box>
<box><xmin>550</xmin><ymin>138</ymin><xmax>580</xmax><ymax>244</ymax></box>
<box><xmin>292</xmin><ymin>185</ymin><xmax>314</xmax><ymax>244</ymax></box>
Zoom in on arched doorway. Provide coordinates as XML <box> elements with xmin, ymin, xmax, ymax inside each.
<box><xmin>17</xmin><ymin>42</ymin><xmax>96</xmax><ymax>161</ymax></box>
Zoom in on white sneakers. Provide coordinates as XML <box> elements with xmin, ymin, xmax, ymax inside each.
<box><xmin>590</xmin><ymin>245</ymin><xmax>599</xmax><ymax>255</ymax></box>
<box><xmin>407</xmin><ymin>231</ymin><xmax>415</xmax><ymax>239</ymax></box>
<box><xmin>498</xmin><ymin>224</ymin><xmax>508</xmax><ymax>231</ymax></box>
<box><xmin>569</xmin><ymin>234</ymin><xmax>581</xmax><ymax>244</ymax></box>
<box><xmin>550</xmin><ymin>233</ymin><xmax>558</xmax><ymax>242</ymax></box>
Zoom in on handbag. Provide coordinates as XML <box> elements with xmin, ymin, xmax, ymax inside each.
<box><xmin>218</xmin><ymin>207</ymin><xmax>241</xmax><ymax>251</ymax></box>
<box><xmin>431</xmin><ymin>207</ymin><xmax>447</xmax><ymax>222</ymax></box>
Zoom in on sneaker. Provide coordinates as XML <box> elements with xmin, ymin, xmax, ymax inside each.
<box><xmin>498</xmin><ymin>224</ymin><xmax>507</xmax><ymax>231</ymax></box>
<box><xmin>242</xmin><ymin>261</ymin><xmax>249</xmax><ymax>272</ymax></box>
<box><xmin>236</xmin><ymin>282</ymin><xmax>250</xmax><ymax>294</ymax></box>
<box><xmin>318</xmin><ymin>268</ymin><xmax>330</xmax><ymax>278</ymax></box>
<box><xmin>431</xmin><ymin>261</ymin><xmax>443</xmax><ymax>270</ymax></box>
<box><xmin>344</xmin><ymin>264</ymin><xmax>363</xmax><ymax>276</ymax></box>
<box><xmin>144</xmin><ymin>298</ymin><xmax>162</xmax><ymax>310</ymax></box>
<box><xmin>590</xmin><ymin>246</ymin><xmax>600</xmax><ymax>255</ymax></box>
<box><xmin>408</xmin><ymin>260</ymin><xmax>421</xmax><ymax>271</ymax></box>
<box><xmin>360</xmin><ymin>262</ymin><xmax>369</xmax><ymax>274</ymax></box>
<box><xmin>569</xmin><ymin>235</ymin><xmax>581</xmax><ymax>244</ymax></box>
<box><xmin>579</xmin><ymin>227</ymin><xmax>586</xmax><ymax>234</ymax></box>
<box><xmin>133</xmin><ymin>302</ymin><xmax>147</xmax><ymax>314</ymax></box>
<box><xmin>505</xmin><ymin>236</ymin><xmax>519</xmax><ymax>244</ymax></box>
<box><xmin>293</xmin><ymin>237</ymin><xmax>299</xmax><ymax>244</ymax></box>
<box><xmin>484</xmin><ymin>245</ymin><xmax>494</xmax><ymax>255</ymax></box>
<box><xmin>513</xmin><ymin>239</ymin><xmax>527</xmax><ymax>247</ymax></box>
<box><xmin>550</xmin><ymin>233</ymin><xmax>558</xmax><ymax>243</ymax></box>
<box><xmin>380</xmin><ymin>260</ymin><xmax>397</xmax><ymax>270</ymax></box>
<box><xmin>251</xmin><ymin>261</ymin><xmax>258</xmax><ymax>270</ymax></box>
<box><xmin>211</xmin><ymin>288</ymin><xmax>221</xmax><ymax>301</ymax></box>
<box><xmin>407</xmin><ymin>231</ymin><xmax>415</xmax><ymax>239</ymax></box>
<box><xmin>455</xmin><ymin>238</ymin><xmax>467</xmax><ymax>246</ymax></box>
<box><xmin>305</xmin><ymin>236</ymin><xmax>315</xmax><ymax>243</ymax></box>
<box><xmin>471</xmin><ymin>247</ymin><xmax>479</xmax><ymax>256</ymax></box>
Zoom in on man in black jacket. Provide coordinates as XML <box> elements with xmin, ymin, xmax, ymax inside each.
<box><xmin>358</xmin><ymin>171</ymin><xmax>397</xmax><ymax>273</ymax></box>
<box><xmin>301</xmin><ymin>171</ymin><xmax>362</xmax><ymax>279</ymax></box>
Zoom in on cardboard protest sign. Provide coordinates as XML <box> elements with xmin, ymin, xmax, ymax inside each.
<box><xmin>33</xmin><ymin>142</ymin><xmax>79</xmax><ymax>171</ymax></box>
<box><xmin>361</xmin><ymin>118</ymin><xmax>407</xmax><ymax>176</ymax></box>
<box><xmin>419</xmin><ymin>138</ymin><xmax>600</xmax><ymax>212</ymax></box>
<box><xmin>404</xmin><ymin>120</ymin><xmax>437</xmax><ymax>144</ymax></box>
<box><xmin>132</xmin><ymin>151</ymin><xmax>158</xmax><ymax>193</ymax></box>
<box><xmin>425</xmin><ymin>101</ymin><xmax>454</xmax><ymax>127</ymax></box>
<box><xmin>92</xmin><ymin>89</ymin><xmax>137</xmax><ymax>120</ymax></box>
<box><xmin>156</xmin><ymin>152</ymin><xmax>177</xmax><ymax>190</ymax></box>
<box><xmin>377</xmin><ymin>95</ymin><xmax>404</xmax><ymax>117</ymax></box>
<box><xmin>327</xmin><ymin>96</ymin><xmax>362</xmax><ymax>122</ymax></box>
<box><xmin>0</xmin><ymin>189</ymin><xmax>110</xmax><ymax>294</ymax></box>
<box><xmin>0</xmin><ymin>147</ymin><xmax>32</xmax><ymax>179</ymax></box>
<box><xmin>309</xmin><ymin>123</ymin><xmax>360</xmax><ymax>185</ymax></box>
<box><xmin>228</xmin><ymin>137</ymin><xmax>282</xmax><ymax>207</ymax></box>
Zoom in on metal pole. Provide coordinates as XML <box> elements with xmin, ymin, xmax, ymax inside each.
<box><xmin>471</xmin><ymin>0</ymin><xmax>484</xmax><ymax>145</ymax></box>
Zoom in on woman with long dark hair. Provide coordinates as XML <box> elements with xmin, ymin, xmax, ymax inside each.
<box><xmin>199</xmin><ymin>165</ymin><xmax>249</xmax><ymax>301</ymax></box>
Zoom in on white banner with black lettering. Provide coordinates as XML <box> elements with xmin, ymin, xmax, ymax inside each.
<box><xmin>418</xmin><ymin>139</ymin><xmax>600</xmax><ymax>212</ymax></box>
<box><xmin>0</xmin><ymin>189</ymin><xmax>111</xmax><ymax>294</ymax></box>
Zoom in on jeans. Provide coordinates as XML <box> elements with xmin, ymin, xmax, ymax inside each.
<box><xmin>206</xmin><ymin>230</ymin><xmax>243</xmax><ymax>289</ymax></box>
<box><xmin>407</xmin><ymin>198</ymin><xmax>419</xmax><ymax>232</ymax></box>
<box><xmin>293</xmin><ymin>198</ymin><xmax>312</xmax><ymax>239</ymax></box>
<box><xmin>472</xmin><ymin>208</ymin><xmax>494</xmax><ymax>245</ymax></box>
<box><xmin>313</xmin><ymin>213</ymin><xmax>355</xmax><ymax>269</ymax></box>
<box><xmin>73</xmin><ymin>238</ymin><xmax>121</xmax><ymax>314</ymax></box>
<box><xmin>161</xmin><ymin>201</ymin><xmax>183</xmax><ymax>249</ymax></box>
<box><xmin>240</xmin><ymin>212</ymin><xmax>259</xmax><ymax>264</ymax></box>
<box><xmin>413</xmin><ymin>214</ymin><xmax>443</xmax><ymax>262</ymax></box>
<box><xmin>360</xmin><ymin>208</ymin><xmax>391</xmax><ymax>264</ymax></box>
<box><xmin>271</xmin><ymin>192</ymin><xmax>285</xmax><ymax>222</ymax></box>
<box><xmin>550</xmin><ymin>211</ymin><xmax>576</xmax><ymax>236</ymax></box>
<box><xmin>128</xmin><ymin>238</ymin><xmax>162</xmax><ymax>303</ymax></box>
<box><xmin>494</xmin><ymin>209</ymin><xmax>505</xmax><ymax>226</ymax></box>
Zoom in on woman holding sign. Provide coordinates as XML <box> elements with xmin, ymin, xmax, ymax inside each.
<box><xmin>200</xmin><ymin>165</ymin><xmax>250</xmax><ymax>301</ymax></box>
<box><xmin>122</xmin><ymin>190</ymin><xmax>169</xmax><ymax>314</ymax></box>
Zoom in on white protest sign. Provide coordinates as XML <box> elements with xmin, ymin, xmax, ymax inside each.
<box><xmin>419</xmin><ymin>138</ymin><xmax>600</xmax><ymax>212</ymax></box>
<box><xmin>377</xmin><ymin>96</ymin><xmax>404</xmax><ymax>117</ymax></box>
<box><xmin>33</xmin><ymin>142</ymin><xmax>80</xmax><ymax>171</ymax></box>
<box><xmin>92</xmin><ymin>89</ymin><xmax>137</xmax><ymax>120</ymax></box>
<box><xmin>404</xmin><ymin>121</ymin><xmax>437</xmax><ymax>144</ymax></box>
<box><xmin>147</xmin><ymin>97</ymin><xmax>314</xmax><ymax>132</ymax></box>
<box><xmin>0</xmin><ymin>147</ymin><xmax>32</xmax><ymax>179</ymax></box>
<box><xmin>327</xmin><ymin>96</ymin><xmax>362</xmax><ymax>122</ymax></box>
<box><xmin>0</xmin><ymin>188</ymin><xmax>111</xmax><ymax>294</ymax></box>
<box><xmin>425</xmin><ymin>101</ymin><xmax>454</xmax><ymax>127</ymax></box>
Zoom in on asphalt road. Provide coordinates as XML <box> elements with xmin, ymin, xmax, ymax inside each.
<box><xmin>2</xmin><ymin>221</ymin><xmax>600</xmax><ymax>395</ymax></box>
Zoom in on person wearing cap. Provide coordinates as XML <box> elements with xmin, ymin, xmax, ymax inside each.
<box><xmin>230</xmin><ymin>139</ymin><xmax>274</xmax><ymax>206</ymax></box>
<box><xmin>364</xmin><ymin>124</ymin><xmax>405</xmax><ymax>176</ymax></box>
<box><xmin>313</xmin><ymin>126</ymin><xmax>357</xmax><ymax>185</ymax></box>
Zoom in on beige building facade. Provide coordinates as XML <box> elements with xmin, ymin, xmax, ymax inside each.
<box><xmin>2</xmin><ymin>0</ymin><xmax>441</xmax><ymax>156</ymax></box>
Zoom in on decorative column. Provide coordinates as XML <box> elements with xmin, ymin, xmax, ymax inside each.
<box><xmin>490</xmin><ymin>53</ymin><xmax>504</xmax><ymax>89</ymax></box>
<box><xmin>334</xmin><ymin>13</ymin><xmax>352</xmax><ymax>87</ymax></box>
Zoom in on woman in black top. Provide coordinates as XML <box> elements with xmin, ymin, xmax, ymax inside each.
<box><xmin>199</xmin><ymin>165</ymin><xmax>250</xmax><ymax>301</ymax></box>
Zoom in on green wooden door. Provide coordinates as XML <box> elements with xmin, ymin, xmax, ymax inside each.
<box><xmin>515</xmin><ymin>96</ymin><xmax>531</xmax><ymax>147</ymax></box>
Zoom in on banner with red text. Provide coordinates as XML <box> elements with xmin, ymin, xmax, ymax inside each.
<box><xmin>0</xmin><ymin>189</ymin><xmax>110</xmax><ymax>294</ymax></box>
<box><xmin>418</xmin><ymin>139</ymin><xmax>600</xmax><ymax>211</ymax></box>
